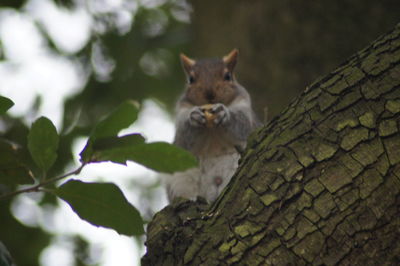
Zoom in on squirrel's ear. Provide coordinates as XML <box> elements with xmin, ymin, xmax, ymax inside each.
<box><xmin>223</xmin><ymin>49</ymin><xmax>239</xmax><ymax>72</ymax></box>
<box><xmin>180</xmin><ymin>53</ymin><xmax>195</xmax><ymax>75</ymax></box>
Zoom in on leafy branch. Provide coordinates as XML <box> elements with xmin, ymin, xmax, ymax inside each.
<box><xmin>0</xmin><ymin>163</ymin><xmax>85</xmax><ymax>200</ymax></box>
<box><xmin>0</xmin><ymin>97</ymin><xmax>197</xmax><ymax>236</ymax></box>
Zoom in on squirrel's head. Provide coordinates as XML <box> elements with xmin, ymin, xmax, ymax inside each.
<box><xmin>180</xmin><ymin>49</ymin><xmax>239</xmax><ymax>106</ymax></box>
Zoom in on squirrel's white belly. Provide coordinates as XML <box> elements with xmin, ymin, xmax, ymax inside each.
<box><xmin>198</xmin><ymin>152</ymin><xmax>240</xmax><ymax>201</ymax></box>
<box><xmin>163</xmin><ymin>152</ymin><xmax>240</xmax><ymax>202</ymax></box>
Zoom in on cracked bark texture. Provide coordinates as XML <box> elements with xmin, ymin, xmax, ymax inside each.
<box><xmin>143</xmin><ymin>23</ymin><xmax>400</xmax><ymax>265</ymax></box>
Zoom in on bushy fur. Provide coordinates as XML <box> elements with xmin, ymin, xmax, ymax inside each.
<box><xmin>164</xmin><ymin>50</ymin><xmax>260</xmax><ymax>202</ymax></box>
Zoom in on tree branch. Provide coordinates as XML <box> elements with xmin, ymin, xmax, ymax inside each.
<box><xmin>0</xmin><ymin>163</ymin><xmax>86</xmax><ymax>200</ymax></box>
<box><xmin>143</xmin><ymin>22</ymin><xmax>400</xmax><ymax>265</ymax></box>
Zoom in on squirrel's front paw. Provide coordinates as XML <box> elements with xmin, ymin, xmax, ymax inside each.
<box><xmin>189</xmin><ymin>107</ymin><xmax>206</xmax><ymax>127</ymax></box>
<box><xmin>212</xmin><ymin>103</ymin><xmax>230</xmax><ymax>126</ymax></box>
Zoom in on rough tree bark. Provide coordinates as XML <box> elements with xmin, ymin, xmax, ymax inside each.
<box><xmin>143</xmin><ymin>23</ymin><xmax>400</xmax><ymax>265</ymax></box>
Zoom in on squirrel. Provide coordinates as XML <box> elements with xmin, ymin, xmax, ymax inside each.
<box><xmin>164</xmin><ymin>49</ymin><xmax>261</xmax><ymax>202</ymax></box>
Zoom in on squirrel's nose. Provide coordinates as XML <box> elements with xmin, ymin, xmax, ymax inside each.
<box><xmin>205</xmin><ymin>90</ymin><xmax>216</xmax><ymax>102</ymax></box>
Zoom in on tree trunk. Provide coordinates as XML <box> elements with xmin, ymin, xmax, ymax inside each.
<box><xmin>143</xmin><ymin>23</ymin><xmax>400</xmax><ymax>265</ymax></box>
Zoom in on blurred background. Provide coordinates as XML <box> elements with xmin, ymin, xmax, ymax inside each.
<box><xmin>0</xmin><ymin>0</ymin><xmax>398</xmax><ymax>265</ymax></box>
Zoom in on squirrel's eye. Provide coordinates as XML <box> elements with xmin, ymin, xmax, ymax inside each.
<box><xmin>188</xmin><ymin>76</ymin><xmax>195</xmax><ymax>84</ymax></box>
<box><xmin>224</xmin><ymin>72</ymin><xmax>232</xmax><ymax>81</ymax></box>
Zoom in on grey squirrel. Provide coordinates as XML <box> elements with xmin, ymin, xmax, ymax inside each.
<box><xmin>164</xmin><ymin>49</ymin><xmax>260</xmax><ymax>202</ymax></box>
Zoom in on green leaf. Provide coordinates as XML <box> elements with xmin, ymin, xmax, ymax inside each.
<box><xmin>94</xmin><ymin>141</ymin><xmax>198</xmax><ymax>173</ymax></box>
<box><xmin>80</xmin><ymin>100</ymin><xmax>140</xmax><ymax>162</ymax></box>
<box><xmin>27</xmin><ymin>117</ymin><xmax>59</xmax><ymax>172</ymax></box>
<box><xmin>55</xmin><ymin>179</ymin><xmax>144</xmax><ymax>236</ymax></box>
<box><xmin>91</xmin><ymin>100</ymin><xmax>140</xmax><ymax>140</ymax></box>
<box><xmin>93</xmin><ymin>134</ymin><xmax>145</xmax><ymax>150</ymax></box>
<box><xmin>90</xmin><ymin>134</ymin><xmax>146</xmax><ymax>164</ymax></box>
<box><xmin>0</xmin><ymin>96</ymin><xmax>14</xmax><ymax>115</ymax></box>
<box><xmin>0</xmin><ymin>139</ymin><xmax>34</xmax><ymax>186</ymax></box>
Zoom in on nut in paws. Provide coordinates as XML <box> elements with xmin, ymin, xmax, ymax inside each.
<box><xmin>211</xmin><ymin>103</ymin><xmax>230</xmax><ymax>126</ymax></box>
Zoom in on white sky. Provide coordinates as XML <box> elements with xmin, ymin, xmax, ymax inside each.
<box><xmin>0</xmin><ymin>0</ymin><xmax>177</xmax><ymax>265</ymax></box>
<box><xmin>0</xmin><ymin>6</ymin><xmax>85</xmax><ymax>128</ymax></box>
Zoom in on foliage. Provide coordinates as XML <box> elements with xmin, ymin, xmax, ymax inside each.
<box><xmin>0</xmin><ymin>1</ymin><xmax>191</xmax><ymax>264</ymax></box>
<box><xmin>0</xmin><ymin>96</ymin><xmax>196</xmax><ymax>238</ymax></box>
<box><xmin>0</xmin><ymin>96</ymin><xmax>14</xmax><ymax>115</ymax></box>
<box><xmin>55</xmin><ymin>180</ymin><xmax>144</xmax><ymax>236</ymax></box>
<box><xmin>0</xmin><ymin>139</ymin><xmax>34</xmax><ymax>186</ymax></box>
<box><xmin>28</xmin><ymin>117</ymin><xmax>59</xmax><ymax>173</ymax></box>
